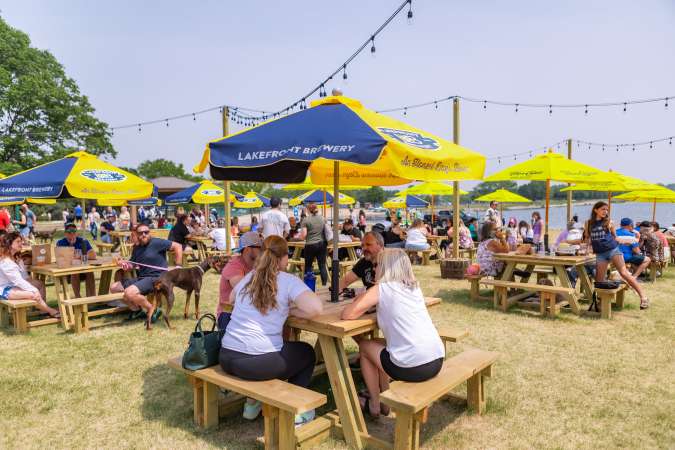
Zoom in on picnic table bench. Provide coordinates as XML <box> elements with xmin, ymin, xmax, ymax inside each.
<box><xmin>168</xmin><ymin>356</ymin><xmax>327</xmax><ymax>450</ymax></box>
<box><xmin>594</xmin><ymin>284</ymin><xmax>628</xmax><ymax>319</ymax></box>
<box><xmin>62</xmin><ymin>292</ymin><xmax>129</xmax><ymax>333</ymax></box>
<box><xmin>0</xmin><ymin>299</ymin><xmax>60</xmax><ymax>332</ymax></box>
<box><xmin>481</xmin><ymin>279</ymin><xmax>575</xmax><ymax>317</ymax></box>
<box><xmin>380</xmin><ymin>348</ymin><xmax>499</xmax><ymax>450</ymax></box>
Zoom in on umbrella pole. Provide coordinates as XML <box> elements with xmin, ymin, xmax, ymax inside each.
<box><xmin>331</xmin><ymin>162</ymin><xmax>340</xmax><ymax>302</ymax></box>
<box><xmin>544</xmin><ymin>179</ymin><xmax>551</xmax><ymax>252</ymax></box>
<box><xmin>652</xmin><ymin>199</ymin><xmax>656</xmax><ymax>222</ymax></box>
<box><xmin>81</xmin><ymin>199</ymin><xmax>86</xmax><ymax>231</ymax></box>
<box><xmin>222</xmin><ymin>107</ymin><xmax>231</xmax><ymax>255</ymax></box>
<box><xmin>431</xmin><ymin>194</ymin><xmax>435</xmax><ymax>227</ymax></box>
<box><xmin>608</xmin><ymin>192</ymin><xmax>612</xmax><ymax>215</ymax></box>
<box><xmin>452</xmin><ymin>97</ymin><xmax>461</xmax><ymax>259</ymax></box>
<box><xmin>323</xmin><ymin>190</ymin><xmax>326</xmax><ymax>218</ymax></box>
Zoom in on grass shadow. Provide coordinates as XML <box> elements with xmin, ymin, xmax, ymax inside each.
<box><xmin>436</xmin><ymin>288</ymin><xmax>494</xmax><ymax>310</ymax></box>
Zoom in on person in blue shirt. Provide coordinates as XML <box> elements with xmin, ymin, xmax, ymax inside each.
<box><xmin>56</xmin><ymin>223</ymin><xmax>97</xmax><ymax>297</ymax></box>
<box><xmin>74</xmin><ymin>204</ymin><xmax>83</xmax><ymax>225</ymax></box>
<box><xmin>615</xmin><ymin>218</ymin><xmax>651</xmax><ymax>279</ymax></box>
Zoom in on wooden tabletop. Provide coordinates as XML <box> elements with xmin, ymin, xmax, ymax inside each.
<box><xmin>222</xmin><ymin>288</ymin><xmax>440</xmax><ymax>339</ymax></box>
<box><xmin>494</xmin><ymin>252</ymin><xmax>595</xmax><ymax>266</ymax></box>
<box><xmin>29</xmin><ymin>258</ymin><xmax>118</xmax><ymax>276</ymax></box>
<box><xmin>187</xmin><ymin>235</ymin><xmax>212</xmax><ymax>241</ymax></box>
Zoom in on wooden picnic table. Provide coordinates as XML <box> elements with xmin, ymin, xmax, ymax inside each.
<box><xmin>223</xmin><ymin>289</ymin><xmax>440</xmax><ymax>449</ymax></box>
<box><xmin>29</xmin><ymin>258</ymin><xmax>119</xmax><ymax>330</ymax></box>
<box><xmin>494</xmin><ymin>252</ymin><xmax>596</xmax><ymax>315</ymax></box>
<box><xmin>186</xmin><ymin>235</ymin><xmax>212</xmax><ymax>261</ymax></box>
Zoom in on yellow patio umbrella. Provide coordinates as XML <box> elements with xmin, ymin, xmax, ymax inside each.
<box><xmin>485</xmin><ymin>149</ymin><xmax>606</xmax><ymax>250</ymax></box>
<box><xmin>398</xmin><ymin>181</ymin><xmax>468</xmax><ymax>225</ymax></box>
<box><xmin>560</xmin><ymin>170</ymin><xmax>661</xmax><ymax>213</ymax></box>
<box><xmin>614</xmin><ymin>187</ymin><xmax>675</xmax><ymax>221</ymax></box>
<box><xmin>233</xmin><ymin>191</ymin><xmax>270</xmax><ymax>209</ymax></box>
<box><xmin>474</xmin><ymin>189</ymin><xmax>531</xmax><ymax>217</ymax></box>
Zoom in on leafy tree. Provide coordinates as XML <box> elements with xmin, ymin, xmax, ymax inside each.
<box><xmin>230</xmin><ymin>181</ymin><xmax>272</xmax><ymax>196</ymax></box>
<box><xmin>136</xmin><ymin>158</ymin><xmax>202</xmax><ymax>182</ymax></box>
<box><xmin>119</xmin><ymin>166</ymin><xmax>139</xmax><ymax>176</ymax></box>
<box><xmin>356</xmin><ymin>186</ymin><xmax>388</xmax><ymax>205</ymax></box>
<box><xmin>0</xmin><ymin>16</ymin><xmax>114</xmax><ymax>169</ymax></box>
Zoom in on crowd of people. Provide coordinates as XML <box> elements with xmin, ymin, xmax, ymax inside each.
<box><xmin>5</xmin><ymin>195</ymin><xmax>674</xmax><ymax>428</ymax></box>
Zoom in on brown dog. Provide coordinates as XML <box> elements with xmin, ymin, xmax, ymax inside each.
<box><xmin>150</xmin><ymin>255</ymin><xmax>228</xmax><ymax>329</ymax></box>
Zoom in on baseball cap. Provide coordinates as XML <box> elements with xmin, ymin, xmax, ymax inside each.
<box><xmin>64</xmin><ymin>222</ymin><xmax>78</xmax><ymax>232</ymax></box>
<box><xmin>639</xmin><ymin>220</ymin><xmax>653</xmax><ymax>228</ymax></box>
<box><xmin>620</xmin><ymin>218</ymin><xmax>633</xmax><ymax>227</ymax></box>
<box><xmin>237</xmin><ymin>231</ymin><xmax>262</xmax><ymax>252</ymax></box>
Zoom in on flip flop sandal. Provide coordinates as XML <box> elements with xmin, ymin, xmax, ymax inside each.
<box><xmin>358</xmin><ymin>392</ymin><xmax>380</xmax><ymax>419</ymax></box>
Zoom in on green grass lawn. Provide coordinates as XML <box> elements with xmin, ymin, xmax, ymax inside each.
<box><xmin>1</xmin><ymin>261</ymin><xmax>673</xmax><ymax>449</ymax></box>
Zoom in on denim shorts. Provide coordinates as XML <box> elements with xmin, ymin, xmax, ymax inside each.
<box><xmin>595</xmin><ymin>246</ymin><xmax>622</xmax><ymax>263</ymax></box>
<box><xmin>0</xmin><ymin>285</ymin><xmax>15</xmax><ymax>300</ymax></box>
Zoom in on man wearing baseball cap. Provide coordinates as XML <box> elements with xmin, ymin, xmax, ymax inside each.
<box><xmin>616</xmin><ymin>218</ymin><xmax>651</xmax><ymax>278</ymax></box>
<box><xmin>56</xmin><ymin>222</ymin><xmax>97</xmax><ymax>297</ymax></box>
<box><xmin>216</xmin><ymin>231</ymin><xmax>263</xmax><ymax>331</ymax></box>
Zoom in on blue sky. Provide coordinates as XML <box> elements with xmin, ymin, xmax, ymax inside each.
<box><xmin>2</xmin><ymin>0</ymin><xmax>674</xmax><ymax>187</ymax></box>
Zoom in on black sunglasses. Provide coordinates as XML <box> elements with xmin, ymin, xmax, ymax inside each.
<box><xmin>138</xmin><ymin>230</ymin><xmax>151</xmax><ymax>235</ymax></box>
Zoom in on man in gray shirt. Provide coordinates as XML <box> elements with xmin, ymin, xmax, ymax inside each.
<box><xmin>301</xmin><ymin>203</ymin><xmax>328</xmax><ymax>285</ymax></box>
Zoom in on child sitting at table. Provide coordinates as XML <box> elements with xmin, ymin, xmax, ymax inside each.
<box><xmin>0</xmin><ymin>231</ymin><xmax>59</xmax><ymax>318</ymax></box>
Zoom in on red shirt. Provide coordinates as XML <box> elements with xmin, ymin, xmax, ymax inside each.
<box><xmin>0</xmin><ymin>210</ymin><xmax>10</xmax><ymax>231</ymax></box>
<box><xmin>217</xmin><ymin>255</ymin><xmax>253</xmax><ymax>316</ymax></box>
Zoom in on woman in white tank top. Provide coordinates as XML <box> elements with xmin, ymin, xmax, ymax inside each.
<box><xmin>341</xmin><ymin>248</ymin><xmax>444</xmax><ymax>418</ymax></box>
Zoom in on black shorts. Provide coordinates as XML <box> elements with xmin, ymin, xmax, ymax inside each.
<box><xmin>380</xmin><ymin>348</ymin><xmax>443</xmax><ymax>382</ymax></box>
<box><xmin>121</xmin><ymin>277</ymin><xmax>159</xmax><ymax>295</ymax></box>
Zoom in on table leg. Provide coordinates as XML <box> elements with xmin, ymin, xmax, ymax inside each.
<box><xmin>576</xmin><ymin>263</ymin><xmax>594</xmax><ymax>302</ymax></box>
<box><xmin>347</xmin><ymin>247</ymin><xmax>358</xmax><ymax>261</ymax></box>
<box><xmin>98</xmin><ymin>269</ymin><xmax>113</xmax><ymax>295</ymax></box>
<box><xmin>553</xmin><ymin>265</ymin><xmax>580</xmax><ymax>314</ymax></box>
<box><xmin>500</xmin><ymin>261</ymin><xmax>516</xmax><ymax>281</ymax></box>
<box><xmin>55</xmin><ymin>276</ymin><xmax>73</xmax><ymax>330</ymax></box>
<box><xmin>318</xmin><ymin>335</ymin><xmax>366</xmax><ymax>449</ymax></box>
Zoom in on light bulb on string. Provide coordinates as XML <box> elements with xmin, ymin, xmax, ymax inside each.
<box><xmin>165</xmin><ymin>119</ymin><xmax>169</xmax><ymax>127</ymax></box>
<box><xmin>623</xmin><ymin>102</ymin><xmax>627</xmax><ymax>112</ymax></box>
<box><xmin>483</xmin><ymin>101</ymin><xmax>487</xmax><ymax>110</ymax></box>
<box><xmin>650</xmin><ymin>141</ymin><xmax>653</xmax><ymax>149</ymax></box>
<box><xmin>602</xmin><ymin>145</ymin><xmax>605</xmax><ymax>152</ymax></box>
<box><xmin>342</xmin><ymin>64</ymin><xmax>348</xmax><ymax>81</ymax></box>
<box><xmin>515</xmin><ymin>103</ymin><xmax>519</xmax><ymax>113</ymax></box>
<box><xmin>138</xmin><ymin>124</ymin><xmax>142</xmax><ymax>133</ymax></box>
<box><xmin>616</xmin><ymin>145</ymin><xmax>619</xmax><ymax>152</ymax></box>
<box><xmin>632</xmin><ymin>145</ymin><xmax>635</xmax><ymax>152</ymax></box>
<box><xmin>407</xmin><ymin>0</ymin><xmax>413</xmax><ymax>24</ymax></box>
<box><xmin>548</xmin><ymin>105</ymin><xmax>553</xmax><ymax>115</ymax></box>
<box><xmin>193</xmin><ymin>113</ymin><xmax>196</xmax><ymax>121</ymax></box>
<box><xmin>670</xmin><ymin>137</ymin><xmax>673</xmax><ymax>145</ymax></box>
<box><xmin>434</xmin><ymin>101</ymin><xmax>438</xmax><ymax>109</ymax></box>
<box><xmin>584</xmin><ymin>105</ymin><xmax>588</xmax><ymax>115</ymax></box>
<box><xmin>403</xmin><ymin>107</ymin><xmax>407</xmax><ymax>116</ymax></box>
<box><xmin>370</xmin><ymin>36</ymin><xmax>376</xmax><ymax>55</ymax></box>
<box><xmin>665</xmin><ymin>97</ymin><xmax>669</xmax><ymax>108</ymax></box>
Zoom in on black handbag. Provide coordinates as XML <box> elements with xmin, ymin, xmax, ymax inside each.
<box><xmin>182</xmin><ymin>313</ymin><xmax>224</xmax><ymax>371</ymax></box>
<box><xmin>594</xmin><ymin>280</ymin><xmax>621</xmax><ymax>290</ymax></box>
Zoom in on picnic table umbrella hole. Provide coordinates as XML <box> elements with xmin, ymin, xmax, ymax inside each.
<box><xmin>195</xmin><ymin>94</ymin><xmax>486</xmax><ymax>301</ymax></box>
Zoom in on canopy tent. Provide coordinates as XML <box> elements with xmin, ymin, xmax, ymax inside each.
<box><xmin>195</xmin><ymin>95</ymin><xmax>486</xmax><ymax>300</ymax></box>
<box><xmin>560</xmin><ymin>170</ymin><xmax>661</xmax><ymax>213</ymax></box>
<box><xmin>232</xmin><ymin>191</ymin><xmax>271</xmax><ymax>209</ymax></box>
<box><xmin>382</xmin><ymin>194</ymin><xmax>428</xmax><ymax>209</ymax></box>
<box><xmin>614</xmin><ymin>187</ymin><xmax>675</xmax><ymax>221</ymax></box>
<box><xmin>398</xmin><ymin>181</ymin><xmax>468</xmax><ymax>224</ymax></box>
<box><xmin>0</xmin><ymin>151</ymin><xmax>155</xmax><ymax>230</ymax></box>
<box><xmin>474</xmin><ymin>189</ymin><xmax>531</xmax><ymax>218</ymax></box>
<box><xmin>288</xmin><ymin>189</ymin><xmax>355</xmax><ymax>207</ymax></box>
<box><xmin>485</xmin><ymin>150</ymin><xmax>606</xmax><ymax>250</ymax></box>
<box><xmin>164</xmin><ymin>180</ymin><xmax>242</xmax><ymax>205</ymax></box>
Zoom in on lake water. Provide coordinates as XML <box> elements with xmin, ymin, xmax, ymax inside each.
<box><xmin>465</xmin><ymin>202</ymin><xmax>675</xmax><ymax>229</ymax></box>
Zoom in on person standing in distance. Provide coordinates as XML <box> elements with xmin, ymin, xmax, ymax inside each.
<box><xmin>261</xmin><ymin>196</ymin><xmax>290</xmax><ymax>239</ymax></box>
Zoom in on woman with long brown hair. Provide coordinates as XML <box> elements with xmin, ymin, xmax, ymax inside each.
<box><xmin>0</xmin><ymin>231</ymin><xmax>59</xmax><ymax>317</ymax></box>
<box><xmin>220</xmin><ymin>235</ymin><xmax>323</xmax><ymax>424</ymax></box>
<box><xmin>582</xmin><ymin>201</ymin><xmax>649</xmax><ymax>309</ymax></box>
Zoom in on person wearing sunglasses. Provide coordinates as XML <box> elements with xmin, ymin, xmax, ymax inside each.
<box><xmin>110</xmin><ymin>223</ymin><xmax>183</xmax><ymax>323</ymax></box>
<box><xmin>56</xmin><ymin>222</ymin><xmax>97</xmax><ymax>297</ymax></box>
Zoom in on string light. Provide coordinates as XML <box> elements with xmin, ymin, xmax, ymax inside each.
<box><xmin>370</xmin><ymin>36</ymin><xmax>376</xmax><ymax>55</ymax></box>
<box><xmin>407</xmin><ymin>0</ymin><xmax>413</xmax><ymax>24</ymax></box>
<box><xmin>343</xmin><ymin>64</ymin><xmax>348</xmax><ymax>80</ymax></box>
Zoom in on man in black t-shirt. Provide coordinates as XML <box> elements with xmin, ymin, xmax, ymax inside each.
<box><xmin>338</xmin><ymin>231</ymin><xmax>383</xmax><ymax>291</ymax></box>
<box><xmin>110</xmin><ymin>223</ymin><xmax>183</xmax><ymax>322</ymax></box>
<box><xmin>338</xmin><ymin>219</ymin><xmax>363</xmax><ymax>260</ymax></box>
<box><xmin>168</xmin><ymin>214</ymin><xmax>191</xmax><ymax>248</ymax></box>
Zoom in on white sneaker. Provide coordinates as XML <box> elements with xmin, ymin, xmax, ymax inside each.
<box><xmin>242</xmin><ymin>399</ymin><xmax>262</xmax><ymax>420</ymax></box>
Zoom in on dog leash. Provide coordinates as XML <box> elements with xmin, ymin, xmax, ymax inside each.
<box><xmin>120</xmin><ymin>260</ymin><xmax>172</xmax><ymax>272</ymax></box>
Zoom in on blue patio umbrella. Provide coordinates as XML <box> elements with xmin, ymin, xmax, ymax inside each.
<box><xmin>165</xmin><ymin>180</ymin><xmax>243</xmax><ymax>205</ymax></box>
<box><xmin>194</xmin><ymin>96</ymin><xmax>486</xmax><ymax>301</ymax></box>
